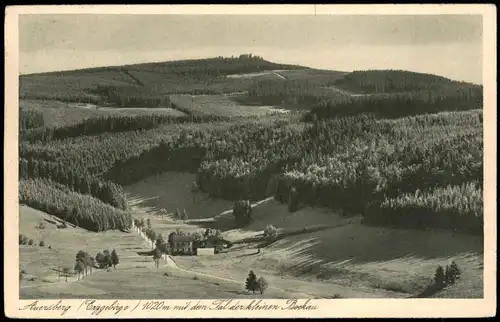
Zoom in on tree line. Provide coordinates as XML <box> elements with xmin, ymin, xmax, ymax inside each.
<box><xmin>305</xmin><ymin>86</ymin><xmax>483</xmax><ymax>120</ymax></box>
<box><xmin>19</xmin><ymin>178</ymin><xmax>132</xmax><ymax>232</ymax></box>
<box><xmin>20</xmin><ymin>113</ymin><xmax>230</xmax><ymax>143</ymax></box>
<box><xmin>333</xmin><ymin>70</ymin><xmax>475</xmax><ymax>93</ymax></box>
<box><xmin>121</xmin><ymin>55</ymin><xmax>301</xmax><ymax>79</ymax></box>
<box><xmin>243</xmin><ymin>79</ymin><xmax>348</xmax><ymax>108</ymax></box>
<box><xmin>19</xmin><ymin>157</ymin><xmax>127</xmax><ymax>210</ymax></box>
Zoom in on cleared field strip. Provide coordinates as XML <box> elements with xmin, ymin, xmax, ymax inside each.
<box><xmin>226</xmin><ymin>70</ymin><xmax>288</xmax><ymax>80</ymax></box>
<box><xmin>169</xmin><ymin>94</ymin><xmax>289</xmax><ymax>117</ymax></box>
<box><xmin>20</xmin><ymin>99</ymin><xmax>187</xmax><ymax>127</ymax></box>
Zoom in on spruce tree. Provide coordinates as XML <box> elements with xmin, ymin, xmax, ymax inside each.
<box><xmin>245</xmin><ymin>270</ymin><xmax>258</xmax><ymax>293</ymax></box>
<box><xmin>111</xmin><ymin>249</ymin><xmax>119</xmax><ymax>269</ymax></box>
<box><xmin>434</xmin><ymin>265</ymin><xmax>445</xmax><ymax>288</ymax></box>
<box><xmin>444</xmin><ymin>265</ymin><xmax>451</xmax><ymax>285</ymax></box>
<box><xmin>449</xmin><ymin>261</ymin><xmax>461</xmax><ymax>283</ymax></box>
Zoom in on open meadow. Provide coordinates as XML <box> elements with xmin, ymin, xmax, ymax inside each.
<box><xmin>169</xmin><ymin>94</ymin><xmax>289</xmax><ymax>117</ymax></box>
<box><xmin>20</xmin><ymin>99</ymin><xmax>186</xmax><ymax>127</ymax></box>
<box><xmin>19</xmin><ymin>206</ymin><xmax>317</xmax><ymax>299</ymax></box>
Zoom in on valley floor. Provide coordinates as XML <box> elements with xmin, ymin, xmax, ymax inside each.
<box><xmin>19</xmin><ymin>171</ymin><xmax>484</xmax><ymax>299</ymax></box>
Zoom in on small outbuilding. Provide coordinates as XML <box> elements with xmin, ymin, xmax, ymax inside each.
<box><xmin>196</xmin><ymin>248</ymin><xmax>216</xmax><ymax>256</ymax></box>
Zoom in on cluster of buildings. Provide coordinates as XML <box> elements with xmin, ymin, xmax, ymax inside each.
<box><xmin>169</xmin><ymin>233</ymin><xmax>231</xmax><ymax>256</ymax></box>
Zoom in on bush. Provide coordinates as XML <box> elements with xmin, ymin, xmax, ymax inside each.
<box><xmin>264</xmin><ymin>225</ymin><xmax>278</xmax><ymax>241</ymax></box>
<box><xmin>257</xmin><ymin>276</ymin><xmax>269</xmax><ymax>295</ymax></box>
<box><xmin>39</xmin><ymin>240</ymin><xmax>45</xmax><ymax>247</ymax></box>
<box><xmin>19</xmin><ymin>234</ymin><xmax>29</xmax><ymax>245</ymax></box>
<box><xmin>28</xmin><ymin>239</ymin><xmax>34</xmax><ymax>246</ymax></box>
<box><xmin>35</xmin><ymin>221</ymin><xmax>46</xmax><ymax>229</ymax></box>
<box><xmin>95</xmin><ymin>252</ymin><xmax>106</xmax><ymax>268</ymax></box>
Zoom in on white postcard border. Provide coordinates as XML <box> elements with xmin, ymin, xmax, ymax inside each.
<box><xmin>4</xmin><ymin>4</ymin><xmax>497</xmax><ymax>318</ymax></box>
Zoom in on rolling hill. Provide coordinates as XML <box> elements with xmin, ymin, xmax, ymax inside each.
<box><xmin>19</xmin><ymin>56</ymin><xmax>306</xmax><ymax>105</ymax></box>
<box><xmin>20</xmin><ymin>55</ymin><xmax>481</xmax><ymax>117</ymax></box>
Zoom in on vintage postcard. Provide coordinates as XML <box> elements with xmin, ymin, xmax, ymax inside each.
<box><xmin>4</xmin><ymin>4</ymin><xmax>497</xmax><ymax>318</ymax></box>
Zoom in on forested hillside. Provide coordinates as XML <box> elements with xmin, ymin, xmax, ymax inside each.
<box><xmin>333</xmin><ymin>70</ymin><xmax>476</xmax><ymax>93</ymax></box>
<box><xmin>19</xmin><ymin>111</ymin><xmax>483</xmax><ymax>234</ymax></box>
<box><xmin>306</xmin><ymin>85</ymin><xmax>483</xmax><ymax>119</ymax></box>
<box><xmin>235</xmin><ymin>70</ymin><xmax>482</xmax><ymax>114</ymax></box>
<box><xmin>19</xmin><ymin>55</ymin><xmax>305</xmax><ymax>107</ymax></box>
<box><xmin>18</xmin><ymin>58</ymin><xmax>484</xmax><ymax>235</ymax></box>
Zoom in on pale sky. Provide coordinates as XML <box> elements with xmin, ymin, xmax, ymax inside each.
<box><xmin>19</xmin><ymin>14</ymin><xmax>483</xmax><ymax>83</ymax></box>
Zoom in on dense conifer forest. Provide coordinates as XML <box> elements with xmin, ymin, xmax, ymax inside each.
<box><xmin>18</xmin><ymin>58</ymin><xmax>484</xmax><ymax>235</ymax></box>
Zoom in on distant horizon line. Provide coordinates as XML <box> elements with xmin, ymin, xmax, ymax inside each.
<box><xmin>18</xmin><ymin>55</ymin><xmax>482</xmax><ymax>85</ymax></box>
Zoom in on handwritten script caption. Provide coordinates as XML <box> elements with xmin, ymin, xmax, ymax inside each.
<box><xmin>19</xmin><ymin>299</ymin><xmax>318</xmax><ymax>316</ymax></box>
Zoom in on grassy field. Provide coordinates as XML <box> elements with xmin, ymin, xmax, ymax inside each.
<box><xmin>123</xmin><ymin>172</ymin><xmax>483</xmax><ymax>299</ymax></box>
<box><xmin>19</xmin><ymin>206</ymin><xmax>149</xmax><ymax>286</ymax></box>
<box><xmin>19</xmin><ymin>206</ymin><xmax>317</xmax><ymax>299</ymax></box>
<box><xmin>21</xmin><ymin>263</ymin><xmax>305</xmax><ymax>299</ymax></box>
<box><xmin>19</xmin><ymin>204</ymin><xmax>366</xmax><ymax>299</ymax></box>
<box><xmin>20</xmin><ymin>99</ymin><xmax>186</xmax><ymax>127</ymax></box>
<box><xmin>169</xmin><ymin>94</ymin><xmax>289</xmax><ymax>117</ymax></box>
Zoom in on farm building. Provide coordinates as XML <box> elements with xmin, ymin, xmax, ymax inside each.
<box><xmin>196</xmin><ymin>248</ymin><xmax>216</xmax><ymax>256</ymax></box>
<box><xmin>199</xmin><ymin>235</ymin><xmax>231</xmax><ymax>254</ymax></box>
<box><xmin>170</xmin><ymin>235</ymin><xmax>195</xmax><ymax>255</ymax></box>
<box><xmin>167</xmin><ymin>230</ymin><xmax>233</xmax><ymax>256</ymax></box>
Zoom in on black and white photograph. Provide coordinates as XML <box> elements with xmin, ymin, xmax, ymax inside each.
<box><xmin>4</xmin><ymin>4</ymin><xmax>496</xmax><ymax>319</ymax></box>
